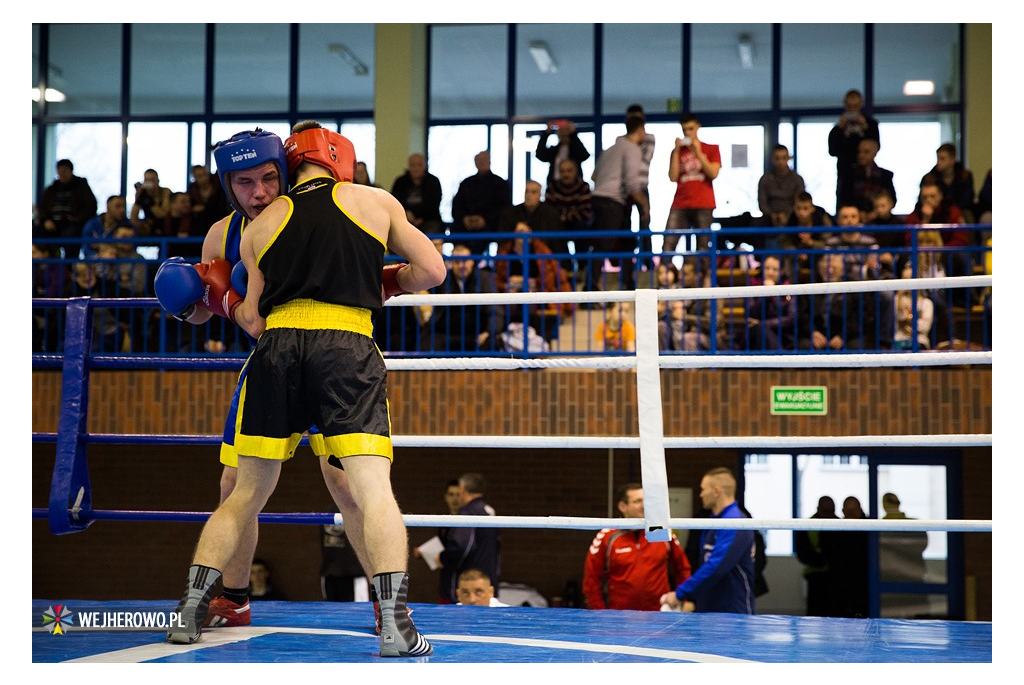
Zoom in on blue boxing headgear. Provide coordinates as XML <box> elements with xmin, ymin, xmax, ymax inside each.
<box><xmin>212</xmin><ymin>128</ymin><xmax>289</xmax><ymax>220</ymax></box>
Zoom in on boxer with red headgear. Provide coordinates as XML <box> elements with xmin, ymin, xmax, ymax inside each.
<box><xmin>284</xmin><ymin>124</ymin><xmax>357</xmax><ymax>183</ymax></box>
<box><xmin>169</xmin><ymin>119</ymin><xmax>445</xmax><ymax>656</ymax></box>
<box><xmin>155</xmin><ymin>128</ymin><xmax>375</xmax><ymax>635</ymax></box>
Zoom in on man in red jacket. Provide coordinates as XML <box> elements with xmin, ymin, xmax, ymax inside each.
<box><xmin>583</xmin><ymin>483</ymin><xmax>691</xmax><ymax>611</ymax></box>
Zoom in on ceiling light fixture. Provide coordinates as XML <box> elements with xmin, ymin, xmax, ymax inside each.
<box><xmin>903</xmin><ymin>80</ymin><xmax>935</xmax><ymax>96</ymax></box>
<box><xmin>529</xmin><ymin>40</ymin><xmax>558</xmax><ymax>74</ymax></box>
<box><xmin>31</xmin><ymin>87</ymin><xmax>66</xmax><ymax>102</ymax></box>
<box><xmin>327</xmin><ymin>43</ymin><xmax>369</xmax><ymax>76</ymax></box>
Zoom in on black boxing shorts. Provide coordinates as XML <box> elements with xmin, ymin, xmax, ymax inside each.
<box><xmin>235</xmin><ymin>299</ymin><xmax>393</xmax><ymax>462</ymax></box>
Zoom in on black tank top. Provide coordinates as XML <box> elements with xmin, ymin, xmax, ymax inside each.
<box><xmin>257</xmin><ymin>177</ymin><xmax>385</xmax><ymax>318</ymax></box>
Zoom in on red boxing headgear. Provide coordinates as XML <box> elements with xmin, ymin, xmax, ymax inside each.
<box><xmin>284</xmin><ymin>127</ymin><xmax>356</xmax><ymax>183</ymax></box>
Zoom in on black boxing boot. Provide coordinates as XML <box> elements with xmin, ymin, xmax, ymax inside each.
<box><xmin>373</xmin><ymin>572</ymin><xmax>432</xmax><ymax>657</ymax></box>
<box><xmin>167</xmin><ymin>565</ymin><xmax>221</xmax><ymax>644</ymax></box>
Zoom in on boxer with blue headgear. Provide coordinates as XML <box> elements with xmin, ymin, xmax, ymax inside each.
<box><xmin>214</xmin><ymin>128</ymin><xmax>290</xmax><ymax>221</ymax></box>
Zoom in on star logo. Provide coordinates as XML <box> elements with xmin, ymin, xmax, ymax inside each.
<box><xmin>42</xmin><ymin>604</ymin><xmax>75</xmax><ymax>635</ymax></box>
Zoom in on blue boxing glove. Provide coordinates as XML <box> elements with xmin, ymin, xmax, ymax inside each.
<box><xmin>154</xmin><ymin>257</ymin><xmax>204</xmax><ymax>322</ymax></box>
<box><xmin>231</xmin><ymin>260</ymin><xmax>248</xmax><ymax>297</ymax></box>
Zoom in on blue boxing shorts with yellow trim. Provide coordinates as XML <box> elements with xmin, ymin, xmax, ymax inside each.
<box><xmin>220</xmin><ymin>360</ymin><xmax>328</xmax><ymax>466</ymax></box>
<box><xmin>234</xmin><ymin>299</ymin><xmax>393</xmax><ymax>463</ymax></box>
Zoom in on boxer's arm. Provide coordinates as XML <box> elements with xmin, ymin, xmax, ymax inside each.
<box><xmin>232</xmin><ymin>225</ymin><xmax>267</xmax><ymax>339</ymax></box>
<box><xmin>201</xmin><ymin>217</ymin><xmax>227</xmax><ymax>263</ymax></box>
<box><xmin>384</xmin><ymin>193</ymin><xmax>447</xmax><ymax>293</ymax></box>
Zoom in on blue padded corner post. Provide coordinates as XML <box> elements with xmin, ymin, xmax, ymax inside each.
<box><xmin>47</xmin><ymin>297</ymin><xmax>94</xmax><ymax>534</ymax></box>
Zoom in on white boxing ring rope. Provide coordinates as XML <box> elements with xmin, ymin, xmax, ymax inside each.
<box><xmin>378</xmin><ymin>274</ymin><xmax>992</xmax><ymax>538</ymax></box>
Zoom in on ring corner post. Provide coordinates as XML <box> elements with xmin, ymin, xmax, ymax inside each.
<box><xmin>47</xmin><ymin>297</ymin><xmax>94</xmax><ymax>535</ymax></box>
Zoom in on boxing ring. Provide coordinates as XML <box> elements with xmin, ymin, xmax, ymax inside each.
<box><xmin>32</xmin><ymin>275</ymin><xmax>993</xmax><ymax>664</ymax></box>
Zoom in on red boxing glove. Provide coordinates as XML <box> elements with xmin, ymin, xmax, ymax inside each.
<box><xmin>194</xmin><ymin>258</ymin><xmax>244</xmax><ymax>323</ymax></box>
<box><xmin>382</xmin><ymin>263</ymin><xmax>410</xmax><ymax>303</ymax></box>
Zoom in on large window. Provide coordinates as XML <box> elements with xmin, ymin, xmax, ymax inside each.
<box><xmin>298</xmin><ymin>24</ymin><xmax>375</xmax><ymax>112</ymax></box>
<box><xmin>131</xmin><ymin>24</ymin><xmax>206</xmax><ymax>115</ymax></box>
<box><xmin>430</xmin><ymin>25</ymin><xmax>508</xmax><ymax>119</ymax></box>
<box><xmin>213</xmin><ymin>23</ymin><xmax>290</xmax><ymax>114</ymax></box>
<box><xmin>691</xmin><ymin>24</ymin><xmax>773</xmax><ymax>112</ymax></box>
<box><xmin>780</xmin><ymin>24</ymin><xmax>865</xmax><ymax>109</ymax></box>
<box><xmin>602</xmin><ymin>24</ymin><xmax>681</xmax><ymax>117</ymax></box>
<box><xmin>47</xmin><ymin>24</ymin><xmax>122</xmax><ymax>117</ymax></box>
<box><xmin>515</xmin><ymin>23</ymin><xmax>594</xmax><ymax>118</ymax></box>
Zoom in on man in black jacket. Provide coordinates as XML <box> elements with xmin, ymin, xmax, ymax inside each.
<box><xmin>390</xmin><ymin>153</ymin><xmax>444</xmax><ymax>235</ymax></box>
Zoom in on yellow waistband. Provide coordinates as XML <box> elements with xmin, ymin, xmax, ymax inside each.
<box><xmin>266</xmin><ymin>299</ymin><xmax>373</xmax><ymax>336</ymax></box>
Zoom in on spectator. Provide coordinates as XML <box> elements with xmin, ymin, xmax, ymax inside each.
<box><xmin>248</xmin><ymin>558</ymin><xmax>285</xmax><ymax>601</ymax></box>
<box><xmin>321</xmin><ymin>522</ymin><xmax>369</xmax><ymax>602</ymax></box>
<box><xmin>390</xmin><ymin>153</ymin><xmax>444</xmax><ymax>235</ymax></box>
<box><xmin>905</xmin><ymin>177</ymin><xmax>971</xmax><ymax>278</ymax></box>
<box><xmin>108</xmin><ymin>225</ymin><xmax>149</xmax><ymax>296</ymax></box>
<box><xmin>130</xmin><ymin>168</ymin><xmax>172</xmax><ymax>235</ymax></box>
<box><xmin>494</xmin><ymin>221</ymin><xmax>574</xmax><ymax>323</ymax></box>
<box><xmin>894</xmin><ymin>261</ymin><xmax>934</xmax><ymax>350</ymax></box>
<box><xmin>105</xmin><ymin>225</ymin><xmax>151</xmax><ymax>351</ymax></box>
<box><xmin>837</xmin><ymin>138</ymin><xmax>896</xmax><ymax>215</ymax></box>
<box><xmin>455</xmin><ymin>568</ymin><xmax>508</xmax><ymax>607</ymax></box>
<box><xmin>758</xmin><ymin>144</ymin><xmax>805</xmax><ymax>229</ymax></box>
<box><xmin>975</xmin><ymin>169</ymin><xmax>992</xmax><ymax>225</ymax></box>
<box><xmin>661</xmin><ymin>264</ymin><xmax>714</xmax><ymax>352</ymax></box>
<box><xmin>879</xmin><ymin>492</ymin><xmax>928</xmax><ymax>583</ymax></box>
<box><xmin>796</xmin><ymin>252</ymin><xmax>871</xmax><ymax>351</ymax></box>
<box><xmin>545</xmin><ymin>158</ymin><xmax>593</xmax><ymax>278</ymax></box>
<box><xmin>595</xmin><ymin>301</ymin><xmax>636</xmax><ymax>353</ymax></box>
<box><xmin>664</xmin><ymin>112</ymin><xmax>721</xmax><ymax>260</ymax></box>
<box><xmin>660</xmin><ymin>467</ymin><xmax>756</xmax><ymax>614</ymax></box>
<box><xmin>500</xmin><ymin>180</ymin><xmax>567</xmax><ymax>266</ymax></box>
<box><xmin>794</xmin><ymin>495</ymin><xmax>839</xmax><ymax>617</ymax></box>
<box><xmin>160</xmin><ymin>192</ymin><xmax>203</xmax><ymax>259</ymax></box>
<box><xmin>589</xmin><ymin>114</ymin><xmax>650</xmax><ymax>291</ymax></box>
<box><xmin>535</xmin><ymin>118</ymin><xmax>590</xmax><ymax>187</ymax></box>
<box><xmin>423</xmin><ymin>244</ymin><xmax>503</xmax><ymax>353</ymax></box>
<box><xmin>451</xmin><ymin>150</ymin><xmax>511</xmax><ymax>252</ymax></box>
<box><xmin>36</xmin><ymin>158</ymin><xmax>98</xmax><ymax>259</ymax></box>
<box><xmin>439</xmin><ymin>473</ymin><xmax>501</xmax><ymax>604</ymax></box>
<box><xmin>739</xmin><ymin>255</ymin><xmax>795</xmax><ymax>351</ymax></box>
<box><xmin>826</xmin><ymin>203</ymin><xmax>882</xmax><ymax>281</ymax></box>
<box><xmin>67</xmin><ymin>261</ymin><xmax>126</xmax><ymax>353</ymax></box>
<box><xmin>975</xmin><ymin>169</ymin><xmax>992</xmax><ymax>248</ymax></box>
<box><xmin>80</xmin><ymin>194</ymin><xmax>132</xmax><ymax>258</ymax></box>
<box><xmin>921</xmin><ymin>143</ymin><xmax>976</xmax><ymax>222</ymax></box>
<box><xmin>658</xmin><ymin>299</ymin><xmax>687</xmax><ymax>352</ymax></box>
<box><xmin>582</xmin><ymin>483</ymin><xmax>690</xmax><ymax>611</ymax></box>
<box><xmin>187</xmin><ymin>164</ymin><xmax>229</xmax><ymax>235</ymax></box>
<box><xmin>354</xmin><ymin>161</ymin><xmax>380</xmax><ymax>188</ymax></box>
<box><xmin>621</xmin><ymin>104</ymin><xmax>656</xmax><ymax>266</ymax></box>
<box><xmin>654</xmin><ymin>262</ymin><xmax>680</xmax><ymax>290</ymax></box>
<box><xmin>32</xmin><ymin>243</ymin><xmax>68</xmax><ymax>353</ymax></box>
<box><xmin>783</xmin><ymin>192</ymin><xmax>834</xmax><ymax>282</ymax></box>
<box><xmin>909</xmin><ymin>229</ymin><xmax>953</xmax><ymax>344</ymax></box>
<box><xmin>867</xmin><ymin>190</ymin><xmax>905</xmax><ymax>279</ymax></box>
<box><xmin>820</xmin><ymin>496</ymin><xmax>869</xmax><ymax>618</ymax></box>
<box><xmin>828</xmin><ymin>89</ymin><xmax>880</xmax><ymax>207</ymax></box>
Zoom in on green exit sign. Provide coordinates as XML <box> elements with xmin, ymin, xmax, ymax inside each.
<box><xmin>771</xmin><ymin>386</ymin><xmax>827</xmax><ymax>415</ymax></box>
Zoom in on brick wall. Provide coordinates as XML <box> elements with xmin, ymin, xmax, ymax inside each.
<box><xmin>32</xmin><ymin>367</ymin><xmax>992</xmax><ymax>618</ymax></box>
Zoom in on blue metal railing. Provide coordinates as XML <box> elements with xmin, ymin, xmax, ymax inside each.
<box><xmin>32</xmin><ymin>225</ymin><xmax>992</xmax><ymax>357</ymax></box>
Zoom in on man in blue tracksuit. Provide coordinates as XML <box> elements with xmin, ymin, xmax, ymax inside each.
<box><xmin>662</xmin><ymin>467</ymin><xmax>756</xmax><ymax>614</ymax></box>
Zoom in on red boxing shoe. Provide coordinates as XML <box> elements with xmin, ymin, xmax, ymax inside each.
<box><xmin>203</xmin><ymin>596</ymin><xmax>252</xmax><ymax>627</ymax></box>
